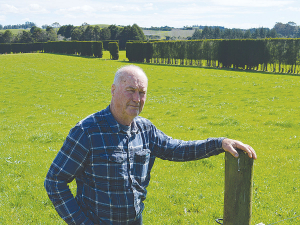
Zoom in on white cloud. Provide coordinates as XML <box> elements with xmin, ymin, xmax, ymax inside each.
<box><xmin>286</xmin><ymin>6</ymin><xmax>300</xmax><ymax>12</ymax></box>
<box><xmin>211</xmin><ymin>0</ymin><xmax>293</xmax><ymax>7</ymax></box>
<box><xmin>1</xmin><ymin>4</ymin><xmax>19</xmax><ymax>13</ymax></box>
<box><xmin>28</xmin><ymin>4</ymin><xmax>49</xmax><ymax>14</ymax></box>
<box><xmin>0</xmin><ymin>15</ymin><xmax>6</xmax><ymax>22</ymax></box>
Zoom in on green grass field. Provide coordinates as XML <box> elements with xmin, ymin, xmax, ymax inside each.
<box><xmin>0</xmin><ymin>52</ymin><xmax>299</xmax><ymax>224</ymax></box>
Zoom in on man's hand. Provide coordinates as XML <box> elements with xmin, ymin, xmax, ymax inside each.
<box><xmin>222</xmin><ymin>138</ymin><xmax>257</xmax><ymax>159</ymax></box>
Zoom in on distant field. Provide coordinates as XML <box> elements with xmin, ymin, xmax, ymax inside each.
<box><xmin>143</xmin><ymin>29</ymin><xmax>195</xmax><ymax>39</ymax></box>
<box><xmin>0</xmin><ymin>29</ymin><xmax>24</xmax><ymax>34</ymax></box>
<box><xmin>0</xmin><ymin>53</ymin><xmax>299</xmax><ymax>224</ymax></box>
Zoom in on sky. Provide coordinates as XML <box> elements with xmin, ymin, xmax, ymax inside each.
<box><xmin>0</xmin><ymin>0</ymin><xmax>300</xmax><ymax>29</ymax></box>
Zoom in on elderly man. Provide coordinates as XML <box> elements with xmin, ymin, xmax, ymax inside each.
<box><xmin>45</xmin><ymin>65</ymin><xmax>256</xmax><ymax>225</ymax></box>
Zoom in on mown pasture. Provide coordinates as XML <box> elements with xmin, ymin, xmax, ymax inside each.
<box><xmin>0</xmin><ymin>52</ymin><xmax>299</xmax><ymax>224</ymax></box>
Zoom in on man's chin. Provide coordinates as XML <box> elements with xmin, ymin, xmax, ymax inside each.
<box><xmin>127</xmin><ymin>109</ymin><xmax>141</xmax><ymax>117</ymax></box>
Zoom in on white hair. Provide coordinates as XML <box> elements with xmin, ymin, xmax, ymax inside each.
<box><xmin>113</xmin><ymin>65</ymin><xmax>148</xmax><ymax>86</ymax></box>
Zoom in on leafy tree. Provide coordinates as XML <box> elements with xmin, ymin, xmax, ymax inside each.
<box><xmin>31</xmin><ymin>27</ymin><xmax>47</xmax><ymax>42</ymax></box>
<box><xmin>131</xmin><ymin>24</ymin><xmax>146</xmax><ymax>40</ymax></box>
<box><xmin>244</xmin><ymin>30</ymin><xmax>251</xmax><ymax>39</ymax></box>
<box><xmin>108</xmin><ymin>25</ymin><xmax>121</xmax><ymax>40</ymax></box>
<box><xmin>259</xmin><ymin>28</ymin><xmax>267</xmax><ymax>38</ymax></box>
<box><xmin>83</xmin><ymin>25</ymin><xmax>94</xmax><ymax>41</ymax></box>
<box><xmin>71</xmin><ymin>27</ymin><xmax>84</xmax><ymax>41</ymax></box>
<box><xmin>3</xmin><ymin>30</ymin><xmax>14</xmax><ymax>43</ymax></box>
<box><xmin>192</xmin><ymin>28</ymin><xmax>201</xmax><ymax>39</ymax></box>
<box><xmin>94</xmin><ymin>26</ymin><xmax>101</xmax><ymax>41</ymax></box>
<box><xmin>201</xmin><ymin>26</ymin><xmax>212</xmax><ymax>39</ymax></box>
<box><xmin>51</xmin><ymin>22</ymin><xmax>61</xmax><ymax>28</ymax></box>
<box><xmin>266</xmin><ymin>28</ymin><xmax>277</xmax><ymax>38</ymax></box>
<box><xmin>100</xmin><ymin>27</ymin><xmax>111</xmax><ymax>40</ymax></box>
<box><xmin>213</xmin><ymin>27</ymin><xmax>221</xmax><ymax>39</ymax></box>
<box><xmin>17</xmin><ymin>31</ymin><xmax>33</xmax><ymax>43</ymax></box>
<box><xmin>58</xmin><ymin>25</ymin><xmax>74</xmax><ymax>38</ymax></box>
<box><xmin>252</xmin><ymin>29</ymin><xmax>260</xmax><ymax>39</ymax></box>
<box><xmin>46</xmin><ymin>27</ymin><xmax>57</xmax><ymax>41</ymax></box>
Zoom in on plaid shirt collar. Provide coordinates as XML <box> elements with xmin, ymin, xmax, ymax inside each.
<box><xmin>105</xmin><ymin>105</ymin><xmax>139</xmax><ymax>134</ymax></box>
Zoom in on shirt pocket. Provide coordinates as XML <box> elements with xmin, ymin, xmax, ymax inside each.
<box><xmin>133</xmin><ymin>148</ymin><xmax>151</xmax><ymax>182</ymax></box>
<box><xmin>93</xmin><ymin>148</ymin><xmax>128</xmax><ymax>184</ymax></box>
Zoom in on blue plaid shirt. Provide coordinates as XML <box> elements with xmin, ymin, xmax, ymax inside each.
<box><xmin>45</xmin><ymin>106</ymin><xmax>225</xmax><ymax>225</ymax></box>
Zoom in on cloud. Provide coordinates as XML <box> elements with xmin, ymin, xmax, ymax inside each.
<box><xmin>211</xmin><ymin>0</ymin><xmax>294</xmax><ymax>7</ymax></box>
<box><xmin>1</xmin><ymin>4</ymin><xmax>20</xmax><ymax>13</ymax></box>
<box><xmin>286</xmin><ymin>6</ymin><xmax>300</xmax><ymax>12</ymax></box>
<box><xmin>0</xmin><ymin>15</ymin><xmax>6</xmax><ymax>22</ymax></box>
<box><xmin>0</xmin><ymin>3</ymin><xmax>49</xmax><ymax>14</ymax></box>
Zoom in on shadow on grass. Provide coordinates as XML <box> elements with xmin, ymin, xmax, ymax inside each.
<box><xmin>34</xmin><ymin>52</ymin><xmax>300</xmax><ymax>77</ymax></box>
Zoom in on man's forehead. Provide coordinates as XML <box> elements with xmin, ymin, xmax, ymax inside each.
<box><xmin>121</xmin><ymin>73</ymin><xmax>147</xmax><ymax>85</ymax></box>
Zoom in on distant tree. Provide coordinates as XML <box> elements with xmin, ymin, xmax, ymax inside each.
<box><xmin>31</xmin><ymin>27</ymin><xmax>47</xmax><ymax>42</ymax></box>
<box><xmin>222</xmin><ymin>29</ymin><xmax>232</xmax><ymax>39</ymax></box>
<box><xmin>1</xmin><ymin>30</ymin><xmax>13</xmax><ymax>43</ymax></box>
<box><xmin>192</xmin><ymin>28</ymin><xmax>201</xmax><ymax>39</ymax></box>
<box><xmin>17</xmin><ymin>31</ymin><xmax>33</xmax><ymax>43</ymax></box>
<box><xmin>51</xmin><ymin>22</ymin><xmax>61</xmax><ymax>28</ymax></box>
<box><xmin>71</xmin><ymin>27</ymin><xmax>84</xmax><ymax>41</ymax></box>
<box><xmin>252</xmin><ymin>29</ymin><xmax>260</xmax><ymax>39</ymax></box>
<box><xmin>94</xmin><ymin>26</ymin><xmax>101</xmax><ymax>41</ymax></box>
<box><xmin>83</xmin><ymin>25</ymin><xmax>94</xmax><ymax>41</ymax></box>
<box><xmin>213</xmin><ymin>27</ymin><xmax>221</xmax><ymax>39</ymax></box>
<box><xmin>46</xmin><ymin>27</ymin><xmax>57</xmax><ymax>41</ymax></box>
<box><xmin>0</xmin><ymin>24</ymin><xmax>2</xmax><ymax>30</ymax></box>
<box><xmin>42</xmin><ymin>24</ymin><xmax>49</xmax><ymax>29</ymax></box>
<box><xmin>259</xmin><ymin>28</ymin><xmax>267</xmax><ymax>38</ymax></box>
<box><xmin>100</xmin><ymin>27</ymin><xmax>111</xmax><ymax>40</ymax></box>
<box><xmin>57</xmin><ymin>26</ymin><xmax>66</xmax><ymax>36</ymax></box>
<box><xmin>296</xmin><ymin>28</ymin><xmax>300</xmax><ymax>38</ymax></box>
<box><xmin>244</xmin><ymin>30</ymin><xmax>251</xmax><ymax>39</ymax></box>
<box><xmin>274</xmin><ymin>22</ymin><xmax>296</xmax><ymax>37</ymax></box>
<box><xmin>201</xmin><ymin>26</ymin><xmax>212</xmax><ymax>39</ymax></box>
<box><xmin>131</xmin><ymin>24</ymin><xmax>146</xmax><ymax>40</ymax></box>
<box><xmin>108</xmin><ymin>25</ymin><xmax>121</xmax><ymax>40</ymax></box>
<box><xmin>266</xmin><ymin>28</ymin><xmax>277</xmax><ymax>38</ymax></box>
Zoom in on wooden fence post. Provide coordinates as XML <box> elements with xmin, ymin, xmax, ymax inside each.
<box><xmin>223</xmin><ymin>149</ymin><xmax>254</xmax><ymax>225</ymax></box>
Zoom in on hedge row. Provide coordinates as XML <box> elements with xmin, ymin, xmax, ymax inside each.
<box><xmin>126</xmin><ymin>39</ymin><xmax>300</xmax><ymax>73</ymax></box>
<box><xmin>108</xmin><ymin>42</ymin><xmax>119</xmax><ymax>60</ymax></box>
<box><xmin>0</xmin><ymin>41</ymin><xmax>103</xmax><ymax>58</ymax></box>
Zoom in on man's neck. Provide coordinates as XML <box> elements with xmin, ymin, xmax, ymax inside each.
<box><xmin>109</xmin><ymin>104</ymin><xmax>134</xmax><ymax>126</ymax></box>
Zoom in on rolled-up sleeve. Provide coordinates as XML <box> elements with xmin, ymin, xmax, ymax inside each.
<box><xmin>44</xmin><ymin>125</ymin><xmax>93</xmax><ymax>225</ymax></box>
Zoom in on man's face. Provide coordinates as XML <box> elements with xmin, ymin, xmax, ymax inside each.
<box><xmin>111</xmin><ymin>70</ymin><xmax>147</xmax><ymax>125</ymax></box>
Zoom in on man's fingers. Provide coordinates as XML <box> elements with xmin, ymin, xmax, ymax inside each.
<box><xmin>222</xmin><ymin>139</ymin><xmax>257</xmax><ymax>159</ymax></box>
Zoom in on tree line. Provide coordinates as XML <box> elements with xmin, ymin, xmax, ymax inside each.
<box><xmin>126</xmin><ymin>39</ymin><xmax>300</xmax><ymax>74</ymax></box>
<box><xmin>57</xmin><ymin>24</ymin><xmax>145</xmax><ymax>49</ymax></box>
<box><xmin>0</xmin><ymin>26</ymin><xmax>57</xmax><ymax>44</ymax></box>
<box><xmin>0</xmin><ymin>22</ymin><xmax>36</xmax><ymax>30</ymax></box>
<box><xmin>0</xmin><ymin>23</ymin><xmax>146</xmax><ymax>50</ymax></box>
<box><xmin>191</xmin><ymin>22</ymin><xmax>300</xmax><ymax>40</ymax></box>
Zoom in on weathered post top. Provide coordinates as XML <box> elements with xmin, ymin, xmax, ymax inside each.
<box><xmin>223</xmin><ymin>149</ymin><xmax>254</xmax><ymax>225</ymax></box>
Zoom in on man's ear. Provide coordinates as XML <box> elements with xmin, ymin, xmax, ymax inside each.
<box><xmin>111</xmin><ymin>84</ymin><xmax>116</xmax><ymax>96</ymax></box>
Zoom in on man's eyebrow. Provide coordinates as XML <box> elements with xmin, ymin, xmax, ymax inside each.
<box><xmin>127</xmin><ymin>86</ymin><xmax>136</xmax><ymax>90</ymax></box>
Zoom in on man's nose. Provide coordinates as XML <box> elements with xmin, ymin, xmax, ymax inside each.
<box><xmin>132</xmin><ymin>91</ymin><xmax>140</xmax><ymax>102</ymax></box>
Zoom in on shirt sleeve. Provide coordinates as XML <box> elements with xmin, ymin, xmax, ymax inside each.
<box><xmin>149</xmin><ymin>125</ymin><xmax>226</xmax><ymax>161</ymax></box>
<box><xmin>44</xmin><ymin>125</ymin><xmax>94</xmax><ymax>225</ymax></box>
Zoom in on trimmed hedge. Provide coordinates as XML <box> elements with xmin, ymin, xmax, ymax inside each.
<box><xmin>108</xmin><ymin>42</ymin><xmax>119</xmax><ymax>60</ymax></box>
<box><xmin>126</xmin><ymin>39</ymin><xmax>300</xmax><ymax>73</ymax></box>
<box><xmin>0</xmin><ymin>41</ymin><xmax>103</xmax><ymax>58</ymax></box>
